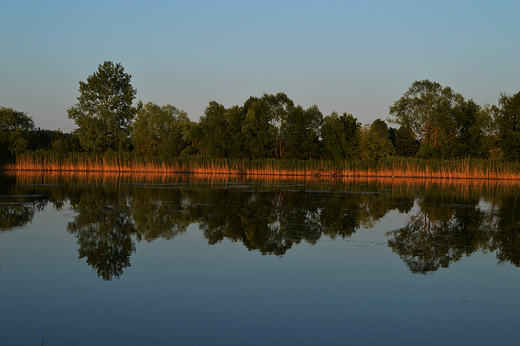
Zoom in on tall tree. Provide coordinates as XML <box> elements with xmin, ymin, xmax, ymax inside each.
<box><xmin>225</xmin><ymin>105</ymin><xmax>248</xmax><ymax>159</ymax></box>
<box><xmin>321</xmin><ymin>112</ymin><xmax>361</xmax><ymax>161</ymax></box>
<box><xmin>67</xmin><ymin>61</ymin><xmax>137</xmax><ymax>152</ymax></box>
<box><xmin>241</xmin><ymin>96</ymin><xmax>273</xmax><ymax>159</ymax></box>
<box><xmin>449</xmin><ymin>99</ymin><xmax>487</xmax><ymax>158</ymax></box>
<box><xmin>284</xmin><ymin>105</ymin><xmax>323</xmax><ymax>160</ymax></box>
<box><xmin>263</xmin><ymin>92</ymin><xmax>295</xmax><ymax>159</ymax></box>
<box><xmin>195</xmin><ymin>101</ymin><xmax>229</xmax><ymax>157</ymax></box>
<box><xmin>496</xmin><ymin>91</ymin><xmax>520</xmax><ymax>161</ymax></box>
<box><xmin>389</xmin><ymin>80</ymin><xmax>465</xmax><ymax>158</ymax></box>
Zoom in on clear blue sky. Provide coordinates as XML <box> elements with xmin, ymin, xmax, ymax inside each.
<box><xmin>1</xmin><ymin>0</ymin><xmax>519</xmax><ymax>132</ymax></box>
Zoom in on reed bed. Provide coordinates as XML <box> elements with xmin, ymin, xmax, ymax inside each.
<box><xmin>4</xmin><ymin>151</ymin><xmax>520</xmax><ymax>180</ymax></box>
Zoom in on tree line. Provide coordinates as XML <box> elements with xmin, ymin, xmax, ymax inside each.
<box><xmin>2</xmin><ymin>61</ymin><xmax>520</xmax><ymax>165</ymax></box>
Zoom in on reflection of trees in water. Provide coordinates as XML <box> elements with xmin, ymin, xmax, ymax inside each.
<box><xmin>131</xmin><ymin>188</ymin><xmax>191</xmax><ymax>242</ymax></box>
<box><xmin>4</xmin><ymin>173</ymin><xmax>520</xmax><ymax>278</ymax></box>
<box><xmin>488</xmin><ymin>197</ymin><xmax>520</xmax><ymax>266</ymax></box>
<box><xmin>65</xmin><ymin>187</ymin><xmax>140</xmax><ymax>281</ymax></box>
<box><xmin>189</xmin><ymin>189</ymin><xmax>397</xmax><ymax>256</ymax></box>
<box><xmin>66</xmin><ymin>187</ymin><xmax>193</xmax><ymax>280</ymax></box>
<box><xmin>188</xmin><ymin>190</ymin><xmax>324</xmax><ymax>256</ymax></box>
<box><xmin>67</xmin><ymin>192</ymin><xmax>136</xmax><ymax>281</ymax></box>
<box><xmin>387</xmin><ymin>197</ymin><xmax>494</xmax><ymax>274</ymax></box>
<box><xmin>189</xmin><ymin>190</ymin><xmax>299</xmax><ymax>256</ymax></box>
<box><xmin>57</xmin><ymin>186</ymin><xmax>520</xmax><ymax>278</ymax></box>
<box><xmin>132</xmin><ymin>200</ymin><xmax>190</xmax><ymax>241</ymax></box>
<box><xmin>0</xmin><ymin>195</ymin><xmax>49</xmax><ymax>232</ymax></box>
<box><xmin>319</xmin><ymin>195</ymin><xmax>362</xmax><ymax>240</ymax></box>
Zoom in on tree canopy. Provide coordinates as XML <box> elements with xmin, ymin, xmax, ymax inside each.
<box><xmin>0</xmin><ymin>107</ymin><xmax>34</xmax><ymax>158</ymax></box>
<box><xmin>321</xmin><ymin>112</ymin><xmax>361</xmax><ymax>161</ymax></box>
<box><xmin>132</xmin><ymin>102</ymin><xmax>191</xmax><ymax>159</ymax></box>
<box><xmin>496</xmin><ymin>91</ymin><xmax>520</xmax><ymax>161</ymax></box>
<box><xmin>67</xmin><ymin>61</ymin><xmax>137</xmax><ymax>152</ymax></box>
<box><xmin>389</xmin><ymin>80</ymin><xmax>465</xmax><ymax>158</ymax></box>
<box><xmin>358</xmin><ymin>119</ymin><xmax>396</xmax><ymax>160</ymax></box>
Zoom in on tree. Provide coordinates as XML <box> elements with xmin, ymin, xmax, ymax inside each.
<box><xmin>263</xmin><ymin>92</ymin><xmax>295</xmax><ymax>159</ymax></box>
<box><xmin>0</xmin><ymin>107</ymin><xmax>34</xmax><ymax>159</ymax></box>
<box><xmin>449</xmin><ymin>99</ymin><xmax>487</xmax><ymax>158</ymax></box>
<box><xmin>241</xmin><ymin>96</ymin><xmax>273</xmax><ymax>159</ymax></box>
<box><xmin>284</xmin><ymin>104</ymin><xmax>323</xmax><ymax>160</ymax></box>
<box><xmin>389</xmin><ymin>80</ymin><xmax>465</xmax><ymax>158</ymax></box>
<box><xmin>496</xmin><ymin>91</ymin><xmax>520</xmax><ymax>161</ymax></box>
<box><xmin>131</xmin><ymin>102</ymin><xmax>189</xmax><ymax>159</ymax></box>
<box><xmin>358</xmin><ymin>119</ymin><xmax>396</xmax><ymax>160</ymax></box>
<box><xmin>394</xmin><ymin>126</ymin><xmax>419</xmax><ymax>157</ymax></box>
<box><xmin>195</xmin><ymin>101</ymin><xmax>229</xmax><ymax>157</ymax></box>
<box><xmin>67</xmin><ymin>61</ymin><xmax>137</xmax><ymax>152</ymax></box>
<box><xmin>224</xmin><ymin>105</ymin><xmax>248</xmax><ymax>159</ymax></box>
<box><xmin>321</xmin><ymin>112</ymin><xmax>361</xmax><ymax>160</ymax></box>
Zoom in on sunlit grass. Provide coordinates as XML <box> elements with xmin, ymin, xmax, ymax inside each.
<box><xmin>5</xmin><ymin>151</ymin><xmax>520</xmax><ymax>180</ymax></box>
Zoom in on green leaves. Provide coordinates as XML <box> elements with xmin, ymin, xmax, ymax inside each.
<box><xmin>131</xmin><ymin>102</ymin><xmax>190</xmax><ymax>160</ymax></box>
<box><xmin>67</xmin><ymin>61</ymin><xmax>137</xmax><ymax>152</ymax></box>
<box><xmin>0</xmin><ymin>107</ymin><xmax>34</xmax><ymax>158</ymax></box>
<box><xmin>284</xmin><ymin>104</ymin><xmax>323</xmax><ymax>160</ymax></box>
<box><xmin>389</xmin><ymin>80</ymin><xmax>468</xmax><ymax>158</ymax></box>
<box><xmin>497</xmin><ymin>92</ymin><xmax>520</xmax><ymax>161</ymax></box>
<box><xmin>358</xmin><ymin>119</ymin><xmax>396</xmax><ymax>161</ymax></box>
<box><xmin>394</xmin><ymin>126</ymin><xmax>419</xmax><ymax>157</ymax></box>
<box><xmin>321</xmin><ymin>111</ymin><xmax>361</xmax><ymax>161</ymax></box>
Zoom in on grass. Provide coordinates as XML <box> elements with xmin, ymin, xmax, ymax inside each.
<box><xmin>4</xmin><ymin>151</ymin><xmax>520</xmax><ymax>180</ymax></box>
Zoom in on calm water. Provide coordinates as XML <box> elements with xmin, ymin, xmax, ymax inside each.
<box><xmin>0</xmin><ymin>173</ymin><xmax>519</xmax><ymax>345</ymax></box>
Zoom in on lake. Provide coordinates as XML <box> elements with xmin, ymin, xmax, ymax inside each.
<box><xmin>1</xmin><ymin>172</ymin><xmax>519</xmax><ymax>345</ymax></box>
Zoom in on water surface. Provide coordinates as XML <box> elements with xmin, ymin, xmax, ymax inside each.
<box><xmin>0</xmin><ymin>173</ymin><xmax>519</xmax><ymax>345</ymax></box>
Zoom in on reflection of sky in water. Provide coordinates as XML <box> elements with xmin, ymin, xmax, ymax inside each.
<box><xmin>0</xmin><ymin>185</ymin><xmax>519</xmax><ymax>345</ymax></box>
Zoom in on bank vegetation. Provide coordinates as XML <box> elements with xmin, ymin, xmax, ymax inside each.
<box><xmin>2</xmin><ymin>62</ymin><xmax>520</xmax><ymax>179</ymax></box>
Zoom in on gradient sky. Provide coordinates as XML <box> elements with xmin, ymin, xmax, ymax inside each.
<box><xmin>1</xmin><ymin>0</ymin><xmax>519</xmax><ymax>132</ymax></box>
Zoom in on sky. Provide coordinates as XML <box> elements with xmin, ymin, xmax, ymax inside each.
<box><xmin>1</xmin><ymin>0</ymin><xmax>519</xmax><ymax>132</ymax></box>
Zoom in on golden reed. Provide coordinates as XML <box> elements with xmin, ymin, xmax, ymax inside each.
<box><xmin>5</xmin><ymin>152</ymin><xmax>520</xmax><ymax>180</ymax></box>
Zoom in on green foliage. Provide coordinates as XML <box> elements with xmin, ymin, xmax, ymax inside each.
<box><xmin>224</xmin><ymin>105</ymin><xmax>247</xmax><ymax>159</ymax></box>
<box><xmin>389</xmin><ymin>80</ymin><xmax>465</xmax><ymax>158</ymax></box>
<box><xmin>284</xmin><ymin>105</ymin><xmax>323</xmax><ymax>160</ymax></box>
<box><xmin>358</xmin><ymin>119</ymin><xmax>396</xmax><ymax>160</ymax></box>
<box><xmin>321</xmin><ymin>112</ymin><xmax>361</xmax><ymax>160</ymax></box>
<box><xmin>0</xmin><ymin>107</ymin><xmax>34</xmax><ymax>161</ymax></box>
<box><xmin>496</xmin><ymin>91</ymin><xmax>520</xmax><ymax>161</ymax></box>
<box><xmin>394</xmin><ymin>126</ymin><xmax>419</xmax><ymax>157</ymax></box>
<box><xmin>67</xmin><ymin>61</ymin><xmax>137</xmax><ymax>152</ymax></box>
<box><xmin>447</xmin><ymin>99</ymin><xmax>488</xmax><ymax>158</ymax></box>
<box><xmin>131</xmin><ymin>102</ymin><xmax>190</xmax><ymax>160</ymax></box>
<box><xmin>241</xmin><ymin>96</ymin><xmax>273</xmax><ymax>159</ymax></box>
<box><xmin>25</xmin><ymin>129</ymin><xmax>72</xmax><ymax>153</ymax></box>
<box><xmin>263</xmin><ymin>92</ymin><xmax>295</xmax><ymax>158</ymax></box>
<box><xmin>191</xmin><ymin>94</ymin><xmax>324</xmax><ymax>160</ymax></box>
<box><xmin>195</xmin><ymin>101</ymin><xmax>230</xmax><ymax>157</ymax></box>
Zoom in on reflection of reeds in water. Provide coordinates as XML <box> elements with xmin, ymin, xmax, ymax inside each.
<box><xmin>7</xmin><ymin>169</ymin><xmax>520</xmax><ymax>194</ymax></box>
<box><xmin>6</xmin><ymin>152</ymin><xmax>520</xmax><ymax>180</ymax></box>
